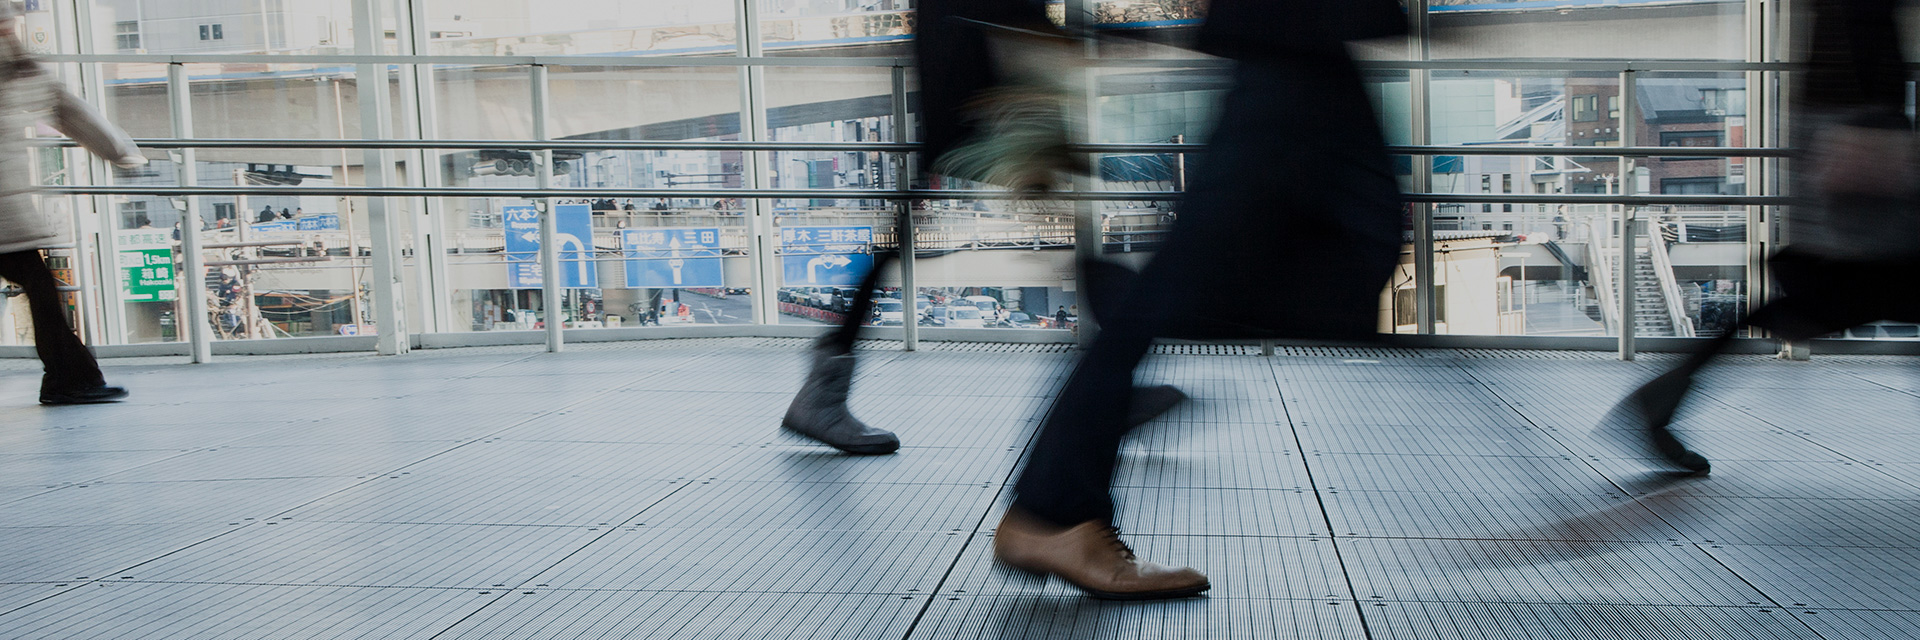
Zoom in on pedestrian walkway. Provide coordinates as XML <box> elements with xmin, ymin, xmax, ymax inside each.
<box><xmin>1</xmin><ymin>339</ymin><xmax>1917</xmax><ymax>639</ymax></box>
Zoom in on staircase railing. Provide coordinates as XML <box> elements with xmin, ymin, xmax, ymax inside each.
<box><xmin>1584</xmin><ymin>217</ymin><xmax>1620</xmax><ymax>334</ymax></box>
<box><xmin>1646</xmin><ymin>219</ymin><xmax>1697</xmax><ymax>337</ymax></box>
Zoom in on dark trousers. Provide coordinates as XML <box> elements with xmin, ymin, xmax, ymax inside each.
<box><xmin>0</xmin><ymin>250</ymin><xmax>105</xmax><ymax>390</ymax></box>
<box><xmin>1012</xmin><ymin>58</ymin><xmax>1401</xmax><ymax>527</ymax></box>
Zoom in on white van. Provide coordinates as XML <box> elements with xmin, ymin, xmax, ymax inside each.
<box><xmin>961</xmin><ymin>296</ymin><xmax>1006</xmax><ymax>324</ymax></box>
<box><xmin>946</xmin><ymin>306</ymin><xmax>987</xmax><ymax>328</ymax></box>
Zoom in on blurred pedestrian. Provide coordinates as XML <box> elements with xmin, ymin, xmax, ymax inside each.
<box><xmin>777</xmin><ymin>0</ymin><xmax>1186</xmax><ymax>456</ymax></box>
<box><xmin>992</xmin><ymin>0</ymin><xmax>1408</xmax><ymax>600</ymax></box>
<box><xmin>1618</xmin><ymin>0</ymin><xmax>1918</xmax><ymax>474</ymax></box>
<box><xmin>2</xmin><ymin>4</ymin><xmax>147</xmax><ymax>405</ymax></box>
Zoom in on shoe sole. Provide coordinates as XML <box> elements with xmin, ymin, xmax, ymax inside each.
<box><xmin>995</xmin><ymin>557</ymin><xmax>1210</xmax><ymax>601</ymax></box>
<box><xmin>39</xmin><ymin>393</ymin><xmax>130</xmax><ymax>406</ymax></box>
<box><xmin>1081</xmin><ymin>582</ymin><xmax>1212</xmax><ymax>601</ymax></box>
<box><xmin>777</xmin><ymin>423</ymin><xmax>900</xmax><ymax>455</ymax></box>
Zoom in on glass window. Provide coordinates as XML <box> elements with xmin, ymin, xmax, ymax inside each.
<box><xmin>422</xmin><ymin>0</ymin><xmax>737</xmax><ymax>56</ymax></box>
<box><xmin>114</xmin><ymin>20</ymin><xmax>141</xmax><ymax>50</ymax></box>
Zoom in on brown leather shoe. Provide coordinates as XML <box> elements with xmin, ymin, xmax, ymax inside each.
<box><xmin>993</xmin><ymin>508</ymin><xmax>1210</xmax><ymax>600</ymax></box>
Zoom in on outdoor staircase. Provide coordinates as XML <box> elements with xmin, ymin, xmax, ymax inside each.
<box><xmin>1624</xmin><ymin>248</ymin><xmax>1677</xmax><ymax>337</ymax></box>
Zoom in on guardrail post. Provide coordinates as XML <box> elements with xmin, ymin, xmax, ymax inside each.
<box><xmin>891</xmin><ymin>66</ymin><xmax>918</xmax><ymax>352</ymax></box>
<box><xmin>1617</xmin><ymin>69</ymin><xmax>1638</xmax><ymax>361</ymax></box>
<box><xmin>167</xmin><ymin>64</ymin><xmax>214</xmax><ymax>363</ymax></box>
<box><xmin>531</xmin><ymin>64</ymin><xmax>563</xmax><ymax>353</ymax></box>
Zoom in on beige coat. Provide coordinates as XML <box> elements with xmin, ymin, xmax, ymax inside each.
<box><xmin>2</xmin><ymin>5</ymin><xmax>144</xmax><ymax>255</ymax></box>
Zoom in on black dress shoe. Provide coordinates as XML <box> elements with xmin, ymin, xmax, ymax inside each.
<box><xmin>40</xmin><ymin>385</ymin><xmax>130</xmax><ymax>406</ymax></box>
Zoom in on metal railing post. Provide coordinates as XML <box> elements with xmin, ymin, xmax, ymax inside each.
<box><xmin>166</xmin><ymin>64</ymin><xmax>213</xmax><ymax>363</ymax></box>
<box><xmin>531</xmin><ymin>64</ymin><xmax>563</xmax><ymax>353</ymax></box>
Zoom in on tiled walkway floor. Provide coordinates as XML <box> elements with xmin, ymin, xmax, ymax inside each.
<box><xmin>2</xmin><ymin>339</ymin><xmax>1918</xmax><ymax>639</ymax></box>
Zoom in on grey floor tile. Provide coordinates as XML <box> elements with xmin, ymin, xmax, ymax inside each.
<box><xmin>1321</xmin><ymin>490</ymin><xmax>1680</xmax><ymax>542</ymax></box>
<box><xmin>637</xmin><ymin>481</ymin><xmax>1000</xmax><ymax>532</ymax></box>
<box><xmin>0</xmin><ymin>583</ymin><xmax>72</xmax><ymax>613</ymax></box>
<box><xmin>0</xmin><ymin>419</ymin><xmax>292</xmax><ymax>455</ymax></box>
<box><xmin>0</xmin><ymin>582</ymin><xmax>496</xmax><ymax>640</ymax></box>
<box><xmin>707</xmin><ymin>445</ymin><xmax>1021</xmax><ymax>485</ymax></box>
<box><xmin>1293</xmin><ymin>421</ymin><xmax>1560</xmax><ymax>457</ymax></box>
<box><xmin>1307</xmin><ymin>452</ymin><xmax>1620</xmax><ymax>496</ymax></box>
<box><xmin>1704</xmin><ymin>544</ymin><xmax>1920</xmax><ymax>611</ymax></box>
<box><xmin>1113</xmin><ymin>450</ymin><xmax>1310</xmax><ymax>490</ymax></box>
<box><xmin>1569</xmin><ymin>427</ymin><xmax>1845</xmax><ymax>463</ymax></box>
<box><xmin>394</xmin><ymin>441</ymin><xmax>746</xmax><ymax>480</ymax></box>
<box><xmin>1340</xmin><ymin>537</ymin><xmax>1773</xmax><ymax>607</ymax></box>
<box><xmin>527</xmin><ymin>527</ymin><xmax>962</xmax><ymax>593</ymax></box>
<box><xmin>435</xmin><ymin>591</ymin><xmax>918</xmax><ymax>640</ymax></box>
<box><xmin>1636</xmin><ymin>494</ymin><xmax>1920</xmax><ymax>547</ymax></box>
<box><xmin>283</xmin><ymin>473</ymin><xmax>687</xmax><ymax>526</ymax></box>
<box><xmin>0</xmin><ymin>449</ymin><xmax>195</xmax><ymax>488</ymax></box>
<box><xmin>1123</xmin><ymin>420</ymin><xmax>1297</xmax><ymax>454</ymax></box>
<box><xmin>95</xmin><ymin>441</ymin><xmax>462</xmax><ymax>483</ymax></box>
<box><xmin>1108</xmin><ymin>487</ymin><xmax>1327</xmax><ymax>537</ymax></box>
<box><xmin>1792</xmin><ymin>609</ymin><xmax>1920</xmax><ymax>640</ymax></box>
<box><xmin>1363</xmin><ymin>602</ymin><xmax>1823</xmax><ymax>640</ymax></box>
<box><xmin>910</xmin><ymin>595</ymin><xmax>1367</xmax><ymax>640</ymax></box>
<box><xmin>0</xmin><ymin>523</ymin><xmax>243</xmax><ymax>582</ymax></box>
<box><xmin>1284</xmin><ymin>399</ymin><xmax>1534</xmax><ymax>429</ymax></box>
<box><xmin>121</xmin><ymin>521</ymin><xmax>602</xmax><ymax>588</ymax></box>
<box><xmin>1592</xmin><ymin>459</ymin><xmax>1910</xmax><ymax>500</ymax></box>
<box><xmin>0</xmin><ymin>477</ymin><xmax>370</xmax><ymax>527</ymax></box>
<box><xmin>948</xmin><ymin>534</ymin><xmax>1347</xmax><ymax>600</ymax></box>
<box><xmin>498</xmin><ymin>412</ymin><xmax>781</xmax><ymax>446</ymax></box>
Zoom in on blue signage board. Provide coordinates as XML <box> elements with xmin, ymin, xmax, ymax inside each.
<box><xmin>780</xmin><ymin>226</ymin><xmax>873</xmax><ymax>287</ymax></box>
<box><xmin>250</xmin><ymin>221</ymin><xmax>297</xmax><ymax>233</ymax></box>
<box><xmin>505</xmin><ymin>203</ymin><xmax>599</xmax><ymax>289</ymax></box>
<box><xmin>296</xmin><ymin>214</ymin><xmax>342</xmax><ymax>231</ymax></box>
<box><xmin>623</xmin><ymin>227</ymin><xmax>724</xmax><ymax>289</ymax></box>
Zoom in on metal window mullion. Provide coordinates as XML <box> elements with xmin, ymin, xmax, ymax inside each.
<box><xmin>62</xmin><ymin>0</ymin><xmax>122</xmax><ymax>346</ymax></box>
<box><xmin>352</xmin><ymin>0</ymin><xmax>408</xmax><ymax>355</ymax></box>
<box><xmin>405</xmin><ymin>0</ymin><xmax>454</xmax><ymax>337</ymax></box>
<box><xmin>531</xmin><ymin>64</ymin><xmax>563</xmax><ymax>353</ymax></box>
<box><xmin>167</xmin><ymin>64</ymin><xmax>214</xmax><ymax>363</ymax></box>
<box><xmin>737</xmin><ymin>0</ymin><xmax>779</xmax><ymax>327</ymax></box>
<box><xmin>1065</xmin><ymin>0</ymin><xmax>1102</xmax><ymax>348</ymax></box>
<box><xmin>1746</xmin><ymin>0</ymin><xmax>1775</xmax><ymax>335</ymax></box>
<box><xmin>1412</xmin><ymin>1</ymin><xmax>1437</xmax><ymax>335</ymax></box>
<box><xmin>1617</xmin><ymin>69</ymin><xmax>1639</xmax><ymax>360</ymax></box>
<box><xmin>892</xmin><ymin>65</ymin><xmax>917</xmax><ymax>351</ymax></box>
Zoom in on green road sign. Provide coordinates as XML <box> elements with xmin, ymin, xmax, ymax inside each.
<box><xmin>116</xmin><ymin>229</ymin><xmax>176</xmax><ymax>303</ymax></box>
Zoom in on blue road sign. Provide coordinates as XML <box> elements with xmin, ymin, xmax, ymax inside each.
<box><xmin>505</xmin><ymin>203</ymin><xmax>599</xmax><ymax>289</ymax></box>
<box><xmin>780</xmin><ymin>226</ymin><xmax>873</xmax><ymax>287</ymax></box>
<box><xmin>624</xmin><ymin>227</ymin><xmax>724</xmax><ymax>289</ymax></box>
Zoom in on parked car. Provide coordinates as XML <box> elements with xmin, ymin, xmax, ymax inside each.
<box><xmin>1002</xmin><ymin>311</ymin><xmax>1041</xmax><ymax>328</ymax></box>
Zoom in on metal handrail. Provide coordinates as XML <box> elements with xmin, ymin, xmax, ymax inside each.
<box><xmin>1585</xmin><ymin>219</ymin><xmax>1620</xmax><ymax>334</ymax></box>
<box><xmin>39</xmin><ymin>184</ymin><xmax>1791</xmax><ymax>206</ymax></box>
<box><xmin>29</xmin><ymin>137</ymin><xmax>1794</xmax><ymax>158</ymax></box>
<box><xmin>1646</xmin><ymin>220</ymin><xmax>1697</xmax><ymax>338</ymax></box>
<box><xmin>41</xmin><ymin>53</ymin><xmax>1877</xmax><ymax>73</ymax></box>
